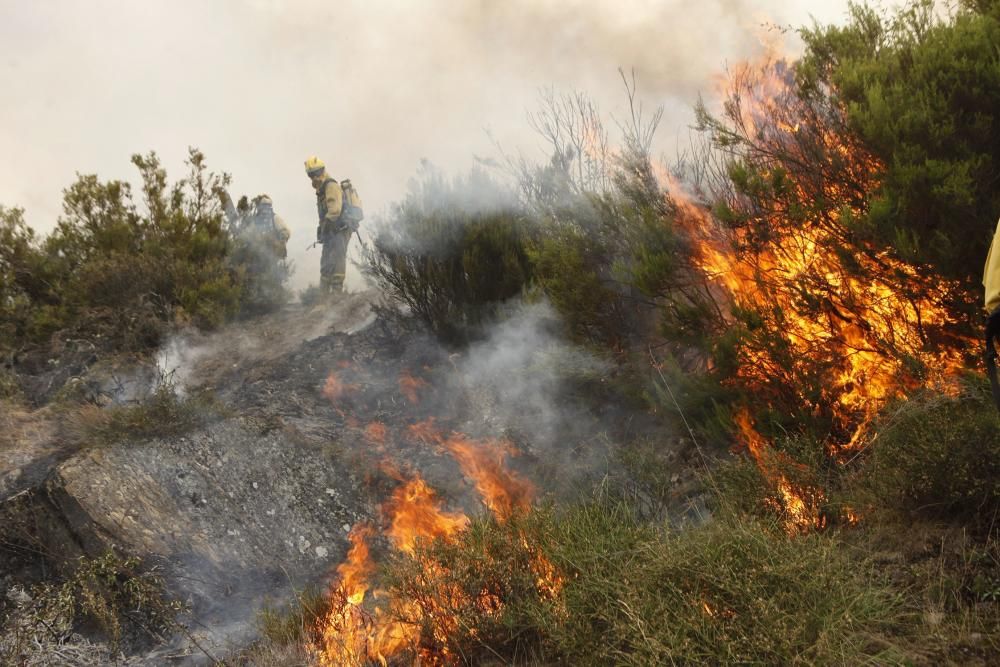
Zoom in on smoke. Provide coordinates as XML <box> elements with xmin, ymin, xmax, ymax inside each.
<box><xmin>453</xmin><ymin>301</ymin><xmax>614</xmax><ymax>484</ymax></box>
<box><xmin>1</xmin><ymin>0</ymin><xmax>851</xmax><ymax>294</ymax></box>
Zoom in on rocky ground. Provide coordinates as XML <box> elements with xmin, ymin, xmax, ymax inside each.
<box><xmin>2</xmin><ymin>292</ymin><xmax>686</xmax><ymax>665</ymax></box>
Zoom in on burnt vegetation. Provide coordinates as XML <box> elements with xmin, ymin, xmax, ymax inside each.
<box><xmin>4</xmin><ymin>0</ymin><xmax>1000</xmax><ymax>665</ymax></box>
<box><xmin>312</xmin><ymin>1</ymin><xmax>1000</xmax><ymax>664</ymax></box>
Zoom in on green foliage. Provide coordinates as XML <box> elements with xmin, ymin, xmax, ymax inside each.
<box><xmin>0</xmin><ymin>552</ymin><xmax>181</xmax><ymax>659</ymax></box>
<box><xmin>362</xmin><ymin>165</ymin><xmax>534</xmax><ymax>343</ymax></box>
<box><xmin>863</xmin><ymin>379</ymin><xmax>1000</xmax><ymax>524</ymax></box>
<box><xmin>257</xmin><ymin>587</ymin><xmax>331</xmax><ymax>646</ymax></box>
<box><xmin>1</xmin><ymin>148</ymin><xmax>290</xmax><ymax>364</ymax></box>
<box><xmin>65</xmin><ymin>380</ymin><xmax>222</xmax><ymax>448</ymax></box>
<box><xmin>800</xmin><ymin>0</ymin><xmax>1000</xmax><ymax>284</ymax></box>
<box><xmin>378</xmin><ymin>502</ymin><xmax>905</xmax><ymax>665</ymax></box>
<box><xmin>528</xmin><ymin>220</ymin><xmax>617</xmax><ymax>343</ymax></box>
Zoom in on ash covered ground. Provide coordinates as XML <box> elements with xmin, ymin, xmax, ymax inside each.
<box><xmin>1</xmin><ymin>291</ymin><xmax>693</xmax><ymax>665</ymax></box>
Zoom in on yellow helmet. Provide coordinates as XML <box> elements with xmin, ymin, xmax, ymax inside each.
<box><xmin>305</xmin><ymin>156</ymin><xmax>326</xmax><ymax>177</ymax></box>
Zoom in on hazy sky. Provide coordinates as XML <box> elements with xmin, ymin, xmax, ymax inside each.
<box><xmin>0</xmin><ymin>0</ymin><xmax>852</xmax><ymax>289</ymax></box>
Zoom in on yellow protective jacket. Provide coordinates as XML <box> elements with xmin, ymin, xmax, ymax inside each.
<box><xmin>273</xmin><ymin>214</ymin><xmax>291</xmax><ymax>243</ymax></box>
<box><xmin>316</xmin><ymin>177</ymin><xmax>344</xmax><ymax>238</ymax></box>
<box><xmin>985</xmin><ymin>217</ymin><xmax>1000</xmax><ymax>314</ymax></box>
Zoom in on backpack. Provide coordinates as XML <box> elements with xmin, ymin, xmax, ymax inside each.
<box><xmin>339</xmin><ymin>179</ymin><xmax>364</xmax><ymax>232</ymax></box>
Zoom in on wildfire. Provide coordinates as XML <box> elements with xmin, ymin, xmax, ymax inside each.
<box><xmin>668</xmin><ymin>57</ymin><xmax>974</xmax><ymax>531</ymax></box>
<box><xmin>399</xmin><ymin>369</ymin><xmax>428</xmax><ymax>405</ymax></box>
<box><xmin>313</xmin><ymin>409</ymin><xmax>555</xmax><ymax>665</ymax></box>
<box><xmin>323</xmin><ymin>371</ymin><xmax>359</xmax><ymax>404</ymax></box>
<box><xmin>407</xmin><ymin>419</ymin><xmax>534</xmax><ymax>520</ymax></box>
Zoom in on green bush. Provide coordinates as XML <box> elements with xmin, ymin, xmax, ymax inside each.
<box><xmin>800</xmin><ymin>0</ymin><xmax>1000</xmax><ymax>286</ymax></box>
<box><xmin>376</xmin><ymin>501</ymin><xmax>904</xmax><ymax>665</ymax></box>
<box><xmin>362</xmin><ymin>165</ymin><xmax>534</xmax><ymax>343</ymax></box>
<box><xmin>0</xmin><ymin>149</ymin><xmax>290</xmax><ymax>363</ymax></box>
<box><xmin>863</xmin><ymin>380</ymin><xmax>1000</xmax><ymax>524</ymax></box>
<box><xmin>64</xmin><ymin>380</ymin><xmax>223</xmax><ymax>448</ymax></box>
<box><xmin>0</xmin><ymin>551</ymin><xmax>181</xmax><ymax>659</ymax></box>
<box><xmin>257</xmin><ymin>587</ymin><xmax>331</xmax><ymax>647</ymax></box>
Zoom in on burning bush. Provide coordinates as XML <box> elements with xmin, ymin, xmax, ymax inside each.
<box><xmin>367</xmin><ymin>500</ymin><xmax>904</xmax><ymax>665</ymax></box>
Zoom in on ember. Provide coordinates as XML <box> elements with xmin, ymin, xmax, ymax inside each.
<box><xmin>398</xmin><ymin>369</ymin><xmax>428</xmax><ymax>405</ymax></box>
<box><xmin>313</xmin><ymin>412</ymin><xmax>550</xmax><ymax>664</ymax></box>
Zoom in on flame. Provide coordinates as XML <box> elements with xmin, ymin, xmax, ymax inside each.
<box><xmin>314</xmin><ymin>475</ymin><xmax>469</xmax><ymax>666</ymax></box>
<box><xmin>338</xmin><ymin>524</ymin><xmax>376</xmax><ymax>605</ymax></box>
<box><xmin>313</xmin><ymin>413</ymin><xmax>559</xmax><ymax>664</ymax></box>
<box><xmin>384</xmin><ymin>477</ymin><xmax>470</xmax><ymax>554</ymax></box>
<box><xmin>399</xmin><ymin>369</ymin><xmax>428</xmax><ymax>405</ymax></box>
<box><xmin>735</xmin><ymin>407</ymin><xmax>821</xmax><ymax>533</ymax></box>
<box><xmin>323</xmin><ymin>371</ymin><xmax>359</xmax><ymax>404</ymax></box>
<box><xmin>663</xmin><ymin>58</ymin><xmax>974</xmax><ymax>530</ymax></box>
<box><xmin>407</xmin><ymin>420</ymin><xmax>534</xmax><ymax>520</ymax></box>
<box><xmin>363</xmin><ymin>421</ymin><xmax>388</xmax><ymax>447</ymax></box>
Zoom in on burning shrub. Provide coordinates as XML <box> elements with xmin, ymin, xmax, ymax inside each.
<box><xmin>378</xmin><ymin>510</ymin><xmax>557</xmax><ymax>664</ymax></box>
<box><xmin>374</xmin><ymin>500</ymin><xmax>904</xmax><ymax>665</ymax></box>
<box><xmin>863</xmin><ymin>379</ymin><xmax>1000</xmax><ymax>525</ymax></box>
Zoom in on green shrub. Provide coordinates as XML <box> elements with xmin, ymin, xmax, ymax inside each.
<box><xmin>377</xmin><ymin>501</ymin><xmax>904</xmax><ymax>665</ymax></box>
<box><xmin>362</xmin><ymin>165</ymin><xmax>534</xmax><ymax>343</ymax></box>
<box><xmin>528</xmin><ymin>223</ymin><xmax>616</xmax><ymax>343</ymax></box>
<box><xmin>863</xmin><ymin>380</ymin><xmax>1000</xmax><ymax>524</ymax></box>
<box><xmin>65</xmin><ymin>381</ymin><xmax>222</xmax><ymax>447</ymax></box>
<box><xmin>257</xmin><ymin>587</ymin><xmax>331</xmax><ymax>647</ymax></box>
<box><xmin>0</xmin><ymin>551</ymin><xmax>181</xmax><ymax>658</ymax></box>
<box><xmin>1</xmin><ymin>148</ymin><xmax>289</xmax><ymax>362</ymax></box>
<box><xmin>800</xmin><ymin>0</ymin><xmax>1000</xmax><ymax>286</ymax></box>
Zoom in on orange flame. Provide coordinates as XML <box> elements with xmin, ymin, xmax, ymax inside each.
<box><xmin>337</xmin><ymin>524</ymin><xmax>376</xmax><ymax>605</ymax></box>
<box><xmin>662</xmin><ymin>58</ymin><xmax>974</xmax><ymax>530</ymax></box>
<box><xmin>313</xmin><ymin>475</ymin><xmax>469</xmax><ymax>666</ymax></box>
<box><xmin>384</xmin><ymin>477</ymin><xmax>470</xmax><ymax>554</ymax></box>
<box><xmin>407</xmin><ymin>420</ymin><xmax>534</xmax><ymax>520</ymax></box>
<box><xmin>314</xmin><ymin>415</ymin><xmax>556</xmax><ymax>664</ymax></box>
<box><xmin>399</xmin><ymin>369</ymin><xmax>428</xmax><ymax>405</ymax></box>
<box><xmin>363</xmin><ymin>421</ymin><xmax>389</xmax><ymax>447</ymax></box>
<box><xmin>323</xmin><ymin>371</ymin><xmax>359</xmax><ymax>404</ymax></box>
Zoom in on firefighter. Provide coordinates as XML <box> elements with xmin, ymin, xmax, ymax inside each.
<box><xmin>986</xmin><ymin>217</ymin><xmax>1000</xmax><ymax>318</ymax></box>
<box><xmin>305</xmin><ymin>156</ymin><xmax>349</xmax><ymax>295</ymax></box>
<box><xmin>250</xmin><ymin>195</ymin><xmax>291</xmax><ymax>259</ymax></box>
<box><xmin>221</xmin><ymin>191</ymin><xmax>291</xmax><ymax>259</ymax></box>
<box><xmin>983</xmin><ymin>217</ymin><xmax>1000</xmax><ymax>409</ymax></box>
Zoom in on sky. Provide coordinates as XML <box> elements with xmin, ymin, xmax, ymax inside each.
<box><xmin>0</xmin><ymin>0</ymin><xmax>853</xmax><ymax>290</ymax></box>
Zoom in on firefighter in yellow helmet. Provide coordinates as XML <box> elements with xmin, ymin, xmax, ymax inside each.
<box><xmin>305</xmin><ymin>156</ymin><xmax>349</xmax><ymax>295</ymax></box>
